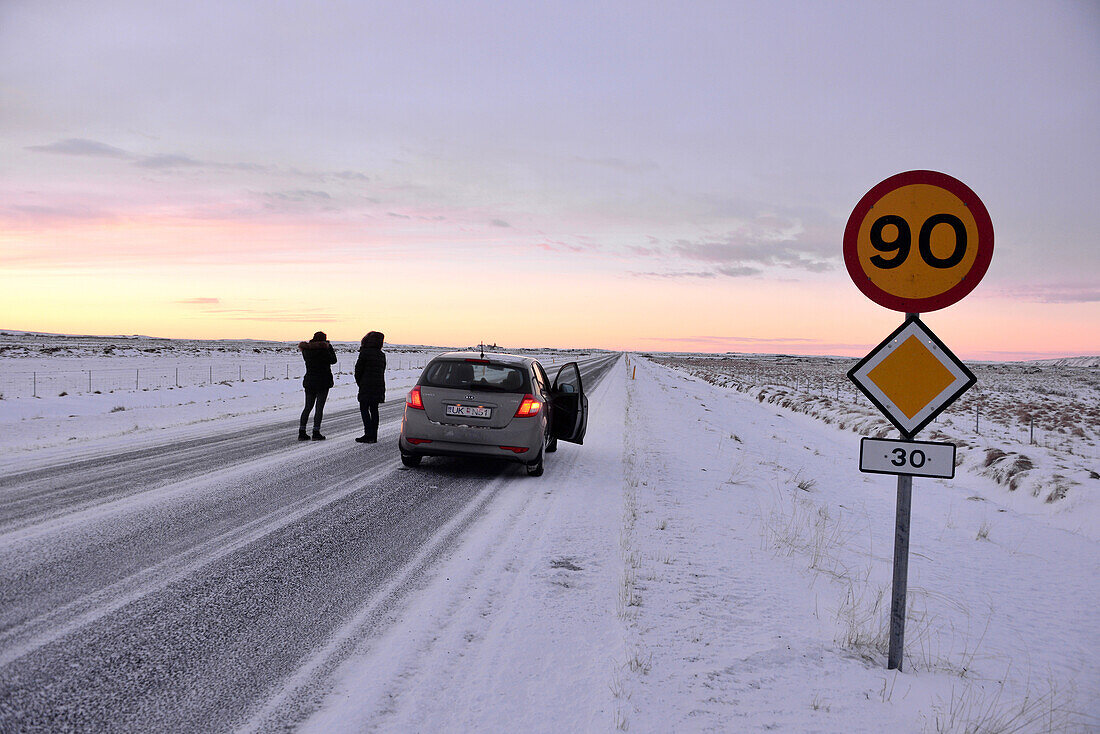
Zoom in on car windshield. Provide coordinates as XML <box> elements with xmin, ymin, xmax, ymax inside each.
<box><xmin>421</xmin><ymin>360</ymin><xmax>529</xmax><ymax>393</ymax></box>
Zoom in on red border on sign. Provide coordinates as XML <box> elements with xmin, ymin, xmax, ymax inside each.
<box><xmin>843</xmin><ymin>170</ymin><xmax>994</xmax><ymax>312</ymax></box>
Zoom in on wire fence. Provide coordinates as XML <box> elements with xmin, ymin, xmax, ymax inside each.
<box><xmin>650</xmin><ymin>356</ymin><xmax>1099</xmax><ymax>457</ymax></box>
<box><xmin>760</xmin><ymin>376</ymin><xmax>1044</xmax><ymax>445</ymax></box>
<box><xmin>759</xmin><ymin>376</ymin><xmax>1093</xmax><ymax>450</ymax></box>
<box><xmin>0</xmin><ymin>356</ymin><xmax>431</xmax><ymax>399</ymax></box>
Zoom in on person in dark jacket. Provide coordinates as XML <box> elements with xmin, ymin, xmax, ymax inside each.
<box><xmin>353</xmin><ymin>331</ymin><xmax>386</xmax><ymax>443</ymax></box>
<box><xmin>298</xmin><ymin>331</ymin><xmax>337</xmax><ymax>441</ymax></box>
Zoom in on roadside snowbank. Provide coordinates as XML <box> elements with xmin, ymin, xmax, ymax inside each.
<box><xmin>656</xmin><ymin>355</ymin><xmax>1100</xmax><ymax>541</ymax></box>
<box><xmin>617</xmin><ymin>357</ymin><xmax>1097</xmax><ymax>731</ymax></box>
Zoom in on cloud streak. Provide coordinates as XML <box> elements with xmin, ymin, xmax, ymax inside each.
<box><xmin>188</xmin><ymin>305</ymin><xmax>341</xmax><ymax>323</ymax></box>
<box><xmin>638</xmin><ymin>334</ymin><xmax>870</xmax><ymax>354</ymax></box>
<box><xmin>25</xmin><ymin>138</ymin><xmax>371</xmax><ymax>182</ymax></box>
<box><xmin>26</xmin><ymin>138</ymin><xmax>130</xmax><ymax>158</ymax></box>
<box><xmin>635</xmin><ymin>266</ymin><xmax>762</xmax><ymax>278</ymax></box>
<box><xmin>4</xmin><ymin>204</ymin><xmax>116</xmax><ymax>224</ymax></box>
<box><xmin>621</xmin><ymin>209</ymin><xmax>842</xmax><ymax>279</ymax></box>
<box><xmin>134</xmin><ymin>154</ymin><xmax>204</xmax><ymax>169</ymax></box>
<box><xmin>673</xmin><ymin>237</ymin><xmax>835</xmax><ymax>274</ymax></box>
<box><xmin>574</xmin><ymin>156</ymin><xmax>659</xmax><ymax>174</ymax></box>
<box><xmin>1000</xmin><ymin>285</ymin><xmax>1100</xmax><ymax>304</ymax></box>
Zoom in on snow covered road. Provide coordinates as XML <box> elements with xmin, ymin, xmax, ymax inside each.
<box><xmin>2</xmin><ymin>350</ymin><xmax>1095</xmax><ymax>732</ymax></box>
<box><xmin>0</xmin><ymin>355</ymin><xmax>618</xmax><ymax>732</ymax></box>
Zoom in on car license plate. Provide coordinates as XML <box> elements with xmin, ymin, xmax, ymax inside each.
<box><xmin>446</xmin><ymin>404</ymin><xmax>491</xmax><ymax>419</ymax></box>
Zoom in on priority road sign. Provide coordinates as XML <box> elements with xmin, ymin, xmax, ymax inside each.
<box><xmin>859</xmin><ymin>437</ymin><xmax>957</xmax><ymax>479</ymax></box>
<box><xmin>844</xmin><ymin>172</ymin><xmax>992</xmax><ymax>674</ymax></box>
<box><xmin>844</xmin><ymin>170</ymin><xmax>994</xmax><ymax>313</ymax></box>
<box><xmin>847</xmin><ymin>316</ymin><xmax>975</xmax><ymax>439</ymax></box>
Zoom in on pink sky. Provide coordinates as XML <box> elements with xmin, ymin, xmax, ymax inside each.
<box><xmin>1</xmin><ymin>1</ymin><xmax>1097</xmax><ymax>360</ymax></box>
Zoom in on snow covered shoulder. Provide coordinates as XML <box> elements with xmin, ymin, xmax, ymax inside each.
<box><xmin>295</xmin><ymin>356</ymin><xmax>1096</xmax><ymax>731</ymax></box>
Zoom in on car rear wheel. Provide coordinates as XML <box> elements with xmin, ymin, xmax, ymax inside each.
<box><xmin>400</xmin><ymin>451</ymin><xmax>421</xmax><ymax>468</ymax></box>
<box><xmin>526</xmin><ymin>449</ymin><xmax>544</xmax><ymax>477</ymax></box>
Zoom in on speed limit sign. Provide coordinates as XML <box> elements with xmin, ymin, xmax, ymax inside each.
<box><xmin>844</xmin><ymin>170</ymin><xmax>993</xmax><ymax>312</ymax></box>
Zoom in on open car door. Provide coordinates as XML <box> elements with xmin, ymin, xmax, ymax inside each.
<box><xmin>551</xmin><ymin>362</ymin><xmax>588</xmax><ymax>444</ymax></box>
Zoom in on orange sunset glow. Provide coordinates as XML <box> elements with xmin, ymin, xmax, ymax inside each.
<box><xmin>2</xmin><ymin>2</ymin><xmax>1097</xmax><ymax>360</ymax></box>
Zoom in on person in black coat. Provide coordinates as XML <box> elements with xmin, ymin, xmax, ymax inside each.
<box><xmin>298</xmin><ymin>330</ymin><xmax>337</xmax><ymax>441</ymax></box>
<box><xmin>353</xmin><ymin>331</ymin><xmax>386</xmax><ymax>443</ymax></box>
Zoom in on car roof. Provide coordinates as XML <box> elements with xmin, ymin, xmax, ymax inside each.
<box><xmin>432</xmin><ymin>351</ymin><xmax>536</xmax><ymax>367</ymax></box>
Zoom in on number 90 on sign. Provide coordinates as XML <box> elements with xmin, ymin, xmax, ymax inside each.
<box><xmin>859</xmin><ymin>437</ymin><xmax>956</xmax><ymax>479</ymax></box>
<box><xmin>844</xmin><ymin>170</ymin><xmax>993</xmax><ymax>313</ymax></box>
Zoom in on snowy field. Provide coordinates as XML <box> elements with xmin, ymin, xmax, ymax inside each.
<box><xmin>622</xmin><ymin>356</ymin><xmax>1098</xmax><ymax>731</ymax></box>
<box><xmin>0</xmin><ymin>336</ymin><xmax>1097</xmax><ymax>732</ymax></box>
<box><xmin>0</xmin><ymin>332</ymin><xmax>584</xmax><ymax>461</ymax></box>
<box><xmin>648</xmin><ymin>353</ymin><xmax>1100</xmax><ymax>538</ymax></box>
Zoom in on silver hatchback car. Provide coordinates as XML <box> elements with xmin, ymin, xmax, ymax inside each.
<box><xmin>398</xmin><ymin>352</ymin><xmax>589</xmax><ymax>476</ymax></box>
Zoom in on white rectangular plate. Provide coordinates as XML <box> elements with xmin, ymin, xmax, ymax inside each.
<box><xmin>446</xmin><ymin>404</ymin><xmax>492</xmax><ymax>419</ymax></box>
<box><xmin>859</xmin><ymin>437</ymin><xmax>956</xmax><ymax>479</ymax></box>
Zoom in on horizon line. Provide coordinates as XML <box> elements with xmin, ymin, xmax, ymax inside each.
<box><xmin>2</xmin><ymin>328</ymin><xmax>1096</xmax><ymax>364</ymax></box>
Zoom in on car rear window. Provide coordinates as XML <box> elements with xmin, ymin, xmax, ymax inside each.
<box><xmin>421</xmin><ymin>360</ymin><xmax>530</xmax><ymax>393</ymax></box>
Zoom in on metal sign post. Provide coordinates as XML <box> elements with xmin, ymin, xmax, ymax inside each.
<box><xmin>848</xmin><ymin>313</ymin><xmax>975</xmax><ymax>671</ymax></box>
<box><xmin>886</xmin><ymin>313</ymin><xmax>919</xmax><ymax>673</ymax></box>
<box><xmin>889</xmin><ymin>472</ymin><xmax>913</xmax><ymax>669</ymax></box>
<box><xmin>843</xmin><ymin>171</ymin><xmax>993</xmax><ymax>671</ymax></box>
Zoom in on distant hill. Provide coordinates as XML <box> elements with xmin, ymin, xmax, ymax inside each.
<box><xmin>1025</xmin><ymin>356</ymin><xmax>1100</xmax><ymax>368</ymax></box>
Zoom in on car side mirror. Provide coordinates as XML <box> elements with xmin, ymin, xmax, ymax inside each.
<box><xmin>559</xmin><ymin>383</ymin><xmax>576</xmax><ymax>394</ymax></box>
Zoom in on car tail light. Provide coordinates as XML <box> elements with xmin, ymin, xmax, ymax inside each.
<box><xmin>465</xmin><ymin>358</ymin><xmax>490</xmax><ymax>364</ymax></box>
<box><xmin>406</xmin><ymin>385</ymin><xmax>424</xmax><ymax>410</ymax></box>
<box><xmin>514</xmin><ymin>394</ymin><xmax>542</xmax><ymax>417</ymax></box>
<box><xmin>407</xmin><ymin>438</ymin><xmax>433</xmax><ymax>445</ymax></box>
<box><xmin>499</xmin><ymin>446</ymin><xmax>529</xmax><ymax>453</ymax></box>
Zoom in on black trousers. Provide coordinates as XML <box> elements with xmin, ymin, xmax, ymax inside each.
<box><xmin>359</xmin><ymin>401</ymin><xmax>380</xmax><ymax>440</ymax></box>
<box><xmin>300</xmin><ymin>387</ymin><xmax>329</xmax><ymax>431</ymax></box>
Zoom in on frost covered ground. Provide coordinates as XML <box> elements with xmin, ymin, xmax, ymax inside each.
<box><xmin>0</xmin><ymin>345</ymin><xmax>423</xmax><ymax>461</ymax></box>
<box><xmin>1</xmin><ymin>336</ymin><xmax>1096</xmax><ymax>732</ymax></box>
<box><xmin>299</xmin><ymin>356</ymin><xmax>1096</xmax><ymax>732</ymax></box>
<box><xmin>615</xmin><ymin>357</ymin><xmax>1097</xmax><ymax>731</ymax></box>
<box><xmin>0</xmin><ymin>332</ymin><xmax>580</xmax><ymax>460</ymax></box>
<box><xmin>649</xmin><ymin>353</ymin><xmax>1100</xmax><ymax>539</ymax></box>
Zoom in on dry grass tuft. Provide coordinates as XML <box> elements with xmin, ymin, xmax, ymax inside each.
<box><xmin>930</xmin><ymin>679</ymin><xmax>1083</xmax><ymax>734</ymax></box>
<box><xmin>1043</xmin><ymin>476</ymin><xmax>1071</xmax><ymax>503</ymax></box>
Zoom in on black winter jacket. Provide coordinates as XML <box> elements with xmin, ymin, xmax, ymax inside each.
<box><xmin>299</xmin><ymin>340</ymin><xmax>337</xmax><ymax>390</ymax></box>
<box><xmin>354</xmin><ymin>348</ymin><xmax>386</xmax><ymax>403</ymax></box>
<box><xmin>354</xmin><ymin>331</ymin><xmax>386</xmax><ymax>403</ymax></box>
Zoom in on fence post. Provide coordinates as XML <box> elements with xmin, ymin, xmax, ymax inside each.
<box><xmin>175</xmin><ymin>367</ymin><xmax>179</xmax><ymax>388</ymax></box>
<box><xmin>33</xmin><ymin>371</ymin><xmax>36</xmax><ymax>397</ymax></box>
<box><xmin>975</xmin><ymin>404</ymin><xmax>980</xmax><ymax>434</ymax></box>
<box><xmin>1029</xmin><ymin>416</ymin><xmax>1034</xmax><ymax>445</ymax></box>
<box><xmin>286</xmin><ymin>364</ymin><xmax>289</xmax><ymax>379</ymax></box>
<box><xmin>264</xmin><ymin>365</ymin><xmax>267</xmax><ymax>380</ymax></box>
<box><xmin>136</xmin><ymin>369</ymin><xmax>139</xmax><ymax>390</ymax></box>
<box><xmin>239</xmin><ymin>365</ymin><xmax>242</xmax><ymax>382</ymax></box>
<box><xmin>89</xmin><ymin>371</ymin><xmax>92</xmax><ymax>393</ymax></box>
<box><xmin>209</xmin><ymin>365</ymin><xmax>213</xmax><ymax>384</ymax></box>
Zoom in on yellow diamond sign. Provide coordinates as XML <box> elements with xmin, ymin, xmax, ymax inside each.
<box><xmin>848</xmin><ymin>318</ymin><xmax>975</xmax><ymax>437</ymax></box>
<box><xmin>866</xmin><ymin>336</ymin><xmax>956</xmax><ymax>419</ymax></box>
